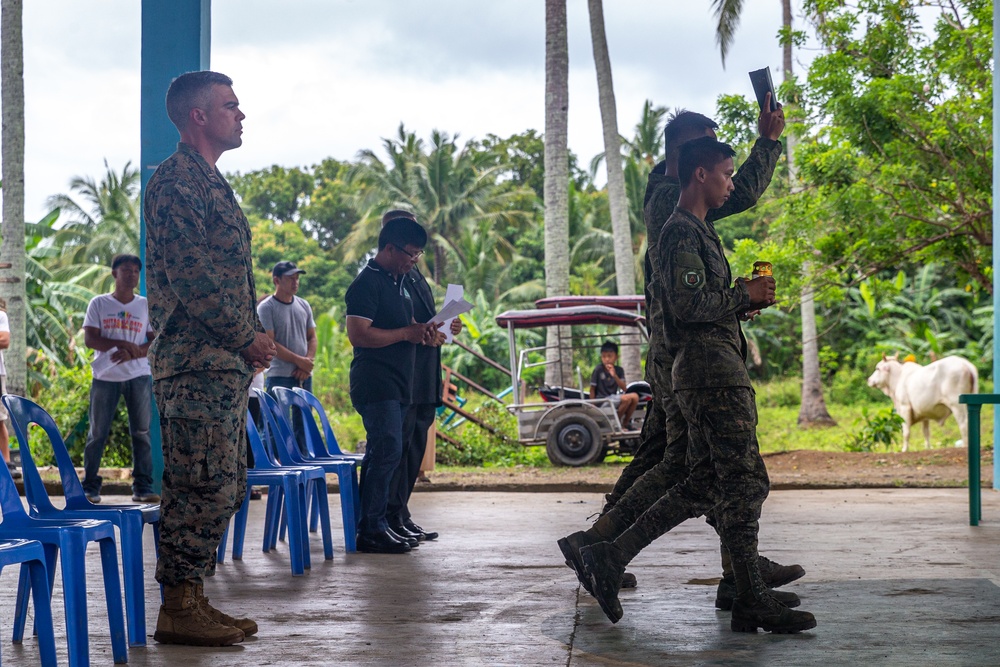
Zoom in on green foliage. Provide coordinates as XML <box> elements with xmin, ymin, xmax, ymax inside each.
<box><xmin>26</xmin><ymin>365</ymin><xmax>133</xmax><ymax>467</ymax></box>
<box><xmin>795</xmin><ymin>0</ymin><xmax>992</xmax><ymax>292</ymax></box>
<box><xmin>435</xmin><ymin>402</ymin><xmax>539</xmax><ymax>467</ymax></box>
<box><xmin>844</xmin><ymin>406</ymin><xmax>904</xmax><ymax>453</ymax></box>
<box><xmin>309</xmin><ymin>307</ymin><xmax>355</xmax><ymax>414</ymax></box>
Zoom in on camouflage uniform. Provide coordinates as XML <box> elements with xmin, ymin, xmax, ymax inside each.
<box><xmin>144</xmin><ymin>142</ymin><xmax>261</xmax><ymax>587</ymax></box>
<box><xmin>601</xmin><ymin>207</ymin><xmax>768</xmax><ymax>562</ymax></box>
<box><xmin>604</xmin><ymin>138</ymin><xmax>782</xmax><ymax>510</ymax></box>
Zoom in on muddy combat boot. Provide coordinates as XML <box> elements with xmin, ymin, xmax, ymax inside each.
<box><xmin>715</xmin><ymin>575</ymin><xmax>800</xmax><ymax>611</ymax></box>
<box><xmin>557</xmin><ymin>531</ymin><xmax>600</xmax><ymax>595</ymax></box>
<box><xmin>153</xmin><ymin>581</ymin><xmax>245</xmax><ymax>646</ymax></box>
<box><xmin>716</xmin><ymin>545</ymin><xmax>800</xmax><ymax>610</ymax></box>
<box><xmin>730</xmin><ymin>559</ymin><xmax>816</xmax><ymax>634</ymax></box>
<box><xmin>195</xmin><ymin>582</ymin><xmax>259</xmax><ymax>636</ymax></box>
<box><xmin>721</xmin><ymin>545</ymin><xmax>805</xmax><ymax>591</ymax></box>
<box><xmin>758</xmin><ymin>555</ymin><xmax>806</xmax><ymax>589</ymax></box>
<box><xmin>579</xmin><ymin>542</ymin><xmax>628</xmax><ymax>623</ymax></box>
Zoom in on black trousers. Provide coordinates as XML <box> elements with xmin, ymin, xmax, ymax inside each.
<box><xmin>386</xmin><ymin>403</ymin><xmax>436</xmax><ymax>524</ymax></box>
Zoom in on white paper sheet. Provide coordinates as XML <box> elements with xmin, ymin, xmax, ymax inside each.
<box><xmin>429</xmin><ymin>284</ymin><xmax>472</xmax><ymax>342</ymax></box>
<box><xmin>441</xmin><ymin>284</ymin><xmax>464</xmax><ymax>343</ymax></box>
<box><xmin>90</xmin><ymin>347</ymin><xmax>120</xmax><ymax>376</ymax></box>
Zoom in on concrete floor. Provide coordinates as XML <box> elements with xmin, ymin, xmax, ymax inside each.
<box><xmin>1</xmin><ymin>488</ymin><xmax>999</xmax><ymax>666</ymax></box>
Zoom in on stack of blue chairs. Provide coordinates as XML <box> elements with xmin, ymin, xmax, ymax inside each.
<box><xmin>0</xmin><ymin>397</ymin><xmax>127</xmax><ymax>666</ymax></box>
<box><xmin>287</xmin><ymin>388</ymin><xmax>363</xmax><ymax>463</ymax></box>
<box><xmin>263</xmin><ymin>389</ymin><xmax>359</xmax><ymax>551</ymax></box>
<box><xmin>218</xmin><ymin>414</ymin><xmax>328</xmax><ymax>575</ymax></box>
<box><xmin>3</xmin><ymin>395</ymin><xmax>159</xmax><ymax>649</ymax></box>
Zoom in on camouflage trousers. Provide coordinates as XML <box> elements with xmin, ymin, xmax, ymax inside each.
<box><xmin>603</xmin><ymin>363</ymin><xmax>687</xmax><ymax>511</ymax></box>
<box><xmin>604</xmin><ymin>386</ymin><xmax>769</xmax><ymax>562</ymax></box>
<box><xmin>154</xmin><ymin>370</ymin><xmax>251</xmax><ymax>587</ymax></box>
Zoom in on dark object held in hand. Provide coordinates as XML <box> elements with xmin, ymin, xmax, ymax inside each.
<box><xmin>749</xmin><ymin>67</ymin><xmax>778</xmax><ymax>112</ymax></box>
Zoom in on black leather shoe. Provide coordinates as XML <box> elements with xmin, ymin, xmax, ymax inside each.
<box><xmin>387</xmin><ymin>527</ymin><xmax>419</xmax><ymax>548</ymax></box>
<box><xmin>390</xmin><ymin>523</ymin><xmax>425</xmax><ymax>542</ymax></box>
<box><xmin>356</xmin><ymin>530</ymin><xmax>411</xmax><ymax>554</ymax></box>
<box><xmin>404</xmin><ymin>520</ymin><xmax>438</xmax><ymax>541</ymax></box>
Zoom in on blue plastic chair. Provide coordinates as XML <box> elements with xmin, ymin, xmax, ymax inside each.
<box><xmin>0</xmin><ymin>539</ymin><xmax>57</xmax><ymax>667</ymax></box>
<box><xmin>255</xmin><ymin>391</ymin><xmax>338</xmax><ymax>557</ymax></box>
<box><xmin>217</xmin><ymin>413</ymin><xmax>317</xmax><ymax>575</ymax></box>
<box><xmin>257</xmin><ymin>390</ymin><xmax>357</xmax><ymax>552</ymax></box>
<box><xmin>285</xmin><ymin>388</ymin><xmax>363</xmax><ymax>462</ymax></box>
<box><xmin>0</xmin><ymin>447</ymin><xmax>127</xmax><ymax>666</ymax></box>
<box><xmin>2</xmin><ymin>395</ymin><xmax>159</xmax><ymax>648</ymax></box>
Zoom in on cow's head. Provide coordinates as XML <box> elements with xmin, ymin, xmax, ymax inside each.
<box><xmin>867</xmin><ymin>353</ymin><xmax>900</xmax><ymax>393</ymax></box>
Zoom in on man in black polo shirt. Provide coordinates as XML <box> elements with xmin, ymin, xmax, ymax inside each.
<box><xmin>346</xmin><ymin>217</ymin><xmax>442</xmax><ymax>554</ymax></box>
<box><xmin>380</xmin><ymin>210</ymin><xmax>463</xmax><ymax>545</ymax></box>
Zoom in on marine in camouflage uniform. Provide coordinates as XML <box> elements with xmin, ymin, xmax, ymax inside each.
<box><xmin>589</xmin><ymin>131</ymin><xmax>800</xmax><ymax>599</ymax></box>
<box><xmin>145</xmin><ymin>71</ymin><xmax>272</xmax><ymax>646</ymax></box>
<box><xmin>604</xmin><ymin>136</ymin><xmax>782</xmax><ymax>511</ymax></box>
<box><xmin>575</xmin><ymin>137</ymin><xmax>816</xmax><ymax>633</ymax></box>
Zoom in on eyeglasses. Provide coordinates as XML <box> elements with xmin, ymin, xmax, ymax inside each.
<box><xmin>395</xmin><ymin>245</ymin><xmax>424</xmax><ymax>260</ymax></box>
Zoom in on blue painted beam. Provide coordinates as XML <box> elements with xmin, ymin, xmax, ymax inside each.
<box><xmin>140</xmin><ymin>0</ymin><xmax>211</xmax><ymax>494</ymax></box>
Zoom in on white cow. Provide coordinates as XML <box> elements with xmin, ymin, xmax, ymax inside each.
<box><xmin>867</xmin><ymin>354</ymin><xmax>979</xmax><ymax>452</ymax></box>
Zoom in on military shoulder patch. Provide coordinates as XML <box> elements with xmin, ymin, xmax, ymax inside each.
<box><xmin>681</xmin><ymin>270</ymin><xmax>704</xmax><ymax>288</ymax></box>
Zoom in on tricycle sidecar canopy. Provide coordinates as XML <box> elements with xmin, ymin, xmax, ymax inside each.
<box><xmin>495</xmin><ymin>305</ymin><xmax>646</xmax><ymax>329</ymax></box>
<box><xmin>534</xmin><ymin>295</ymin><xmax>645</xmax><ymax>312</ymax></box>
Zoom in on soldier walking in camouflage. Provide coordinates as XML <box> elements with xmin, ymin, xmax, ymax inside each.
<box><xmin>144</xmin><ymin>70</ymin><xmax>276</xmax><ymax>647</ymax></box>
<box><xmin>561</xmin><ymin>100</ymin><xmax>804</xmax><ymax>609</ymax></box>
<box><xmin>567</xmin><ymin>137</ymin><xmax>816</xmax><ymax>633</ymax></box>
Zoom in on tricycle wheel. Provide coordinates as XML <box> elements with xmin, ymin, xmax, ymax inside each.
<box><xmin>545</xmin><ymin>413</ymin><xmax>603</xmax><ymax>466</ymax></box>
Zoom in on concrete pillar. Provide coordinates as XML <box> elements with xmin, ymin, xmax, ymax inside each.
<box><xmin>140</xmin><ymin>0</ymin><xmax>211</xmax><ymax>493</ymax></box>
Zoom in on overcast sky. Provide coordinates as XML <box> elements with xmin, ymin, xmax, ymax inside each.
<box><xmin>8</xmin><ymin>0</ymin><xmax>813</xmax><ymax>222</ymax></box>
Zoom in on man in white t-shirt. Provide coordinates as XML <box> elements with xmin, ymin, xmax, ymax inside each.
<box><xmin>81</xmin><ymin>254</ymin><xmax>158</xmax><ymax>503</ymax></box>
<box><xmin>0</xmin><ymin>299</ymin><xmax>21</xmax><ymax>480</ymax></box>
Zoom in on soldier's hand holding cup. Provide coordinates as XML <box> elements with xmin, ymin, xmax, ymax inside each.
<box><xmin>746</xmin><ymin>276</ymin><xmax>776</xmax><ymax>309</ymax></box>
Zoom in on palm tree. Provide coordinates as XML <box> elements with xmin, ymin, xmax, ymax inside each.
<box><xmin>345</xmin><ymin>125</ymin><xmax>534</xmax><ymax>287</ymax></box>
<box><xmin>713</xmin><ymin>0</ymin><xmax>835</xmax><ymax>426</ymax></box>
<box><xmin>20</xmin><ymin>209</ymin><xmax>96</xmax><ymax>369</ymax></box>
<box><xmin>44</xmin><ymin>160</ymin><xmax>141</xmax><ymax>289</ymax></box>
<box><xmin>624</xmin><ymin>100</ymin><xmax>668</xmax><ymax>168</ymax></box>
<box><xmin>1</xmin><ymin>0</ymin><xmax>28</xmax><ymax>396</ymax></box>
<box><xmin>544</xmin><ymin>0</ymin><xmax>573</xmax><ymax>386</ymax></box>
<box><xmin>587</xmin><ymin>0</ymin><xmax>641</xmax><ymax>380</ymax></box>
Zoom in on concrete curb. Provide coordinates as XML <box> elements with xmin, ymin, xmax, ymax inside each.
<box><xmin>23</xmin><ymin>479</ymin><xmax>972</xmax><ymax>497</ymax></box>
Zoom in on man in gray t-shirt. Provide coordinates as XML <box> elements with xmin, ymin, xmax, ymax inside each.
<box><xmin>258</xmin><ymin>261</ymin><xmax>317</xmax><ymax>448</ymax></box>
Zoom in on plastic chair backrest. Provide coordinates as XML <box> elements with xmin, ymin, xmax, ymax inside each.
<box><xmin>254</xmin><ymin>389</ymin><xmax>309</xmax><ymax>467</ymax></box>
<box><xmin>292</xmin><ymin>388</ymin><xmax>349</xmax><ymax>456</ymax></box>
<box><xmin>273</xmin><ymin>388</ymin><xmax>330</xmax><ymax>459</ymax></box>
<box><xmin>246</xmin><ymin>410</ymin><xmax>280</xmax><ymax>468</ymax></box>
<box><xmin>1</xmin><ymin>395</ymin><xmax>74</xmax><ymax>517</ymax></box>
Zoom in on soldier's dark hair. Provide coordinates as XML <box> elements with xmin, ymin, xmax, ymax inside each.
<box><xmin>678</xmin><ymin>136</ymin><xmax>736</xmax><ymax>187</ymax></box>
<box><xmin>111</xmin><ymin>254</ymin><xmax>142</xmax><ymax>270</ymax></box>
<box><xmin>664</xmin><ymin>111</ymin><xmax>719</xmax><ymax>159</ymax></box>
<box><xmin>600</xmin><ymin>341</ymin><xmax>619</xmax><ymax>355</ymax></box>
<box><xmin>381</xmin><ymin>209</ymin><xmax>417</xmax><ymax>226</ymax></box>
<box><xmin>378</xmin><ymin>217</ymin><xmax>427</xmax><ymax>251</ymax></box>
<box><xmin>165</xmin><ymin>71</ymin><xmax>234</xmax><ymax>131</ymax></box>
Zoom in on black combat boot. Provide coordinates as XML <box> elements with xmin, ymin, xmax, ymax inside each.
<box><xmin>557</xmin><ymin>530</ymin><xmax>599</xmax><ymax>595</ymax></box>
<box><xmin>579</xmin><ymin>541</ymin><xmax>628</xmax><ymax>623</ymax></box>
<box><xmin>716</xmin><ymin>544</ymin><xmax>800</xmax><ymax>610</ymax></box>
<box><xmin>715</xmin><ymin>575</ymin><xmax>800</xmax><ymax>610</ymax></box>
<box><xmin>730</xmin><ymin>559</ymin><xmax>817</xmax><ymax>634</ymax></box>
<box><xmin>721</xmin><ymin>544</ymin><xmax>806</xmax><ymax>590</ymax></box>
<box><xmin>757</xmin><ymin>555</ymin><xmax>806</xmax><ymax>589</ymax></box>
